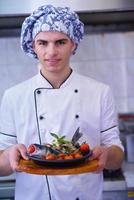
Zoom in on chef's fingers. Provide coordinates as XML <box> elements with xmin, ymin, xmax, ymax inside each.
<box><xmin>9</xmin><ymin>144</ymin><xmax>28</xmax><ymax>172</ymax></box>
<box><xmin>89</xmin><ymin>146</ymin><xmax>108</xmax><ymax>172</ymax></box>
<box><xmin>89</xmin><ymin>146</ymin><xmax>102</xmax><ymax>160</ymax></box>
<box><xmin>17</xmin><ymin>144</ymin><xmax>29</xmax><ymax>160</ymax></box>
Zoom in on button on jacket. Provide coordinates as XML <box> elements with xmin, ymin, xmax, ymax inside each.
<box><xmin>0</xmin><ymin>71</ymin><xmax>123</xmax><ymax>200</ymax></box>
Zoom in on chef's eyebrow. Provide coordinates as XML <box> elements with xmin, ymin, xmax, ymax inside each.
<box><xmin>36</xmin><ymin>38</ymin><xmax>68</xmax><ymax>43</ymax></box>
<box><xmin>56</xmin><ymin>38</ymin><xmax>68</xmax><ymax>42</ymax></box>
<box><xmin>36</xmin><ymin>39</ymin><xmax>47</xmax><ymax>43</ymax></box>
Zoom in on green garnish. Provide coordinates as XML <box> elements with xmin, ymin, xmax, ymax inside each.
<box><xmin>50</xmin><ymin>132</ymin><xmax>76</xmax><ymax>154</ymax></box>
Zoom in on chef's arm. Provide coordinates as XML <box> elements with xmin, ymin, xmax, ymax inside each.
<box><xmin>91</xmin><ymin>145</ymin><xmax>124</xmax><ymax>171</ymax></box>
<box><xmin>0</xmin><ymin>144</ymin><xmax>28</xmax><ymax>176</ymax></box>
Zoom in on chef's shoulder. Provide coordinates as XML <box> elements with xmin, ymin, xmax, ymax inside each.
<box><xmin>76</xmin><ymin>72</ymin><xmax>110</xmax><ymax>92</ymax></box>
<box><xmin>2</xmin><ymin>75</ymin><xmax>37</xmax><ymax>99</ymax></box>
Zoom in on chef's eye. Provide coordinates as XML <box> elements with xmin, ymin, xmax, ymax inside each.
<box><xmin>38</xmin><ymin>41</ymin><xmax>48</xmax><ymax>46</ymax></box>
<box><xmin>56</xmin><ymin>40</ymin><xmax>66</xmax><ymax>45</ymax></box>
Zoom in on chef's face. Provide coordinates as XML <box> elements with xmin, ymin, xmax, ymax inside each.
<box><xmin>33</xmin><ymin>31</ymin><xmax>76</xmax><ymax>75</ymax></box>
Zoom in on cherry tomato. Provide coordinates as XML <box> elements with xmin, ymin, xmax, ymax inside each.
<box><xmin>80</xmin><ymin>143</ymin><xmax>90</xmax><ymax>153</ymax></box>
<box><xmin>58</xmin><ymin>153</ymin><xmax>65</xmax><ymax>160</ymax></box>
<box><xmin>46</xmin><ymin>154</ymin><xmax>57</xmax><ymax>160</ymax></box>
<box><xmin>64</xmin><ymin>154</ymin><xmax>74</xmax><ymax>160</ymax></box>
<box><xmin>73</xmin><ymin>152</ymin><xmax>82</xmax><ymax>159</ymax></box>
<box><xmin>27</xmin><ymin>144</ymin><xmax>36</xmax><ymax>154</ymax></box>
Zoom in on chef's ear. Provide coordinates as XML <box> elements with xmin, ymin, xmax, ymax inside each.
<box><xmin>71</xmin><ymin>42</ymin><xmax>77</xmax><ymax>55</ymax></box>
<box><xmin>32</xmin><ymin>41</ymin><xmax>38</xmax><ymax>59</ymax></box>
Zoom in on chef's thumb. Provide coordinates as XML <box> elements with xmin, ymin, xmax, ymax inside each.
<box><xmin>18</xmin><ymin>144</ymin><xmax>29</xmax><ymax>160</ymax></box>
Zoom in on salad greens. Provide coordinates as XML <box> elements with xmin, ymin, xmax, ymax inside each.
<box><xmin>50</xmin><ymin>132</ymin><xmax>77</xmax><ymax>154</ymax></box>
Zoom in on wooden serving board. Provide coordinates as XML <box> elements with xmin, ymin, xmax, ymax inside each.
<box><xmin>18</xmin><ymin>159</ymin><xmax>99</xmax><ymax>175</ymax></box>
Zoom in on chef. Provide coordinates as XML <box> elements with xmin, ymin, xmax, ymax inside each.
<box><xmin>0</xmin><ymin>4</ymin><xmax>124</xmax><ymax>200</ymax></box>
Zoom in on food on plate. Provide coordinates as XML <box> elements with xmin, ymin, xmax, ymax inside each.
<box><xmin>80</xmin><ymin>143</ymin><xmax>90</xmax><ymax>155</ymax></box>
<box><xmin>27</xmin><ymin>128</ymin><xmax>90</xmax><ymax>161</ymax></box>
<box><xmin>27</xmin><ymin>144</ymin><xmax>36</xmax><ymax>154</ymax></box>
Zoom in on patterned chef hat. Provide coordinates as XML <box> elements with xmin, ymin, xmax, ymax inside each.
<box><xmin>20</xmin><ymin>4</ymin><xmax>84</xmax><ymax>59</ymax></box>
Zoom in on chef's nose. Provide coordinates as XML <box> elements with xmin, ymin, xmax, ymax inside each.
<box><xmin>47</xmin><ymin>43</ymin><xmax>58</xmax><ymax>57</ymax></box>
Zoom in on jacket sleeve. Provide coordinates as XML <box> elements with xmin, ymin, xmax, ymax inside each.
<box><xmin>100</xmin><ymin>86</ymin><xmax>124</xmax><ymax>150</ymax></box>
<box><xmin>0</xmin><ymin>90</ymin><xmax>17</xmax><ymax>150</ymax></box>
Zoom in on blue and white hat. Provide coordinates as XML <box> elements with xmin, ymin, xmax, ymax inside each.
<box><xmin>20</xmin><ymin>4</ymin><xmax>84</xmax><ymax>59</ymax></box>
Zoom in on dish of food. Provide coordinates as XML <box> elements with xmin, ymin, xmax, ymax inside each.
<box><xmin>27</xmin><ymin>151</ymin><xmax>92</xmax><ymax>167</ymax></box>
<box><xmin>27</xmin><ymin>128</ymin><xmax>92</xmax><ymax>167</ymax></box>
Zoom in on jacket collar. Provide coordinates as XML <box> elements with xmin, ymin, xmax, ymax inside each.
<box><xmin>35</xmin><ymin>69</ymin><xmax>75</xmax><ymax>89</ymax></box>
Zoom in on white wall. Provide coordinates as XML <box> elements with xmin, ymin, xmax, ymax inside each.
<box><xmin>0</xmin><ymin>37</ymin><xmax>38</xmax><ymax>99</ymax></box>
<box><xmin>0</xmin><ymin>31</ymin><xmax>134</xmax><ymax>113</ymax></box>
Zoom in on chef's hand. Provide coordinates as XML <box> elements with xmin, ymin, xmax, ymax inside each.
<box><xmin>89</xmin><ymin>146</ymin><xmax>109</xmax><ymax>173</ymax></box>
<box><xmin>8</xmin><ymin>144</ymin><xmax>28</xmax><ymax>172</ymax></box>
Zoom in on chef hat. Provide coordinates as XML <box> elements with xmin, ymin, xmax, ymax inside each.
<box><xmin>20</xmin><ymin>4</ymin><xmax>84</xmax><ymax>59</ymax></box>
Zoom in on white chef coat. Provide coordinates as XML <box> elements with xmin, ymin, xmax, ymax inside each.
<box><xmin>0</xmin><ymin>70</ymin><xmax>123</xmax><ymax>200</ymax></box>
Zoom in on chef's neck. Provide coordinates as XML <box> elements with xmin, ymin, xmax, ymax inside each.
<box><xmin>40</xmin><ymin>67</ymin><xmax>72</xmax><ymax>89</ymax></box>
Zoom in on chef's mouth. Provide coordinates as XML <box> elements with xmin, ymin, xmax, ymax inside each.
<box><xmin>45</xmin><ymin>59</ymin><xmax>61</xmax><ymax>63</ymax></box>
